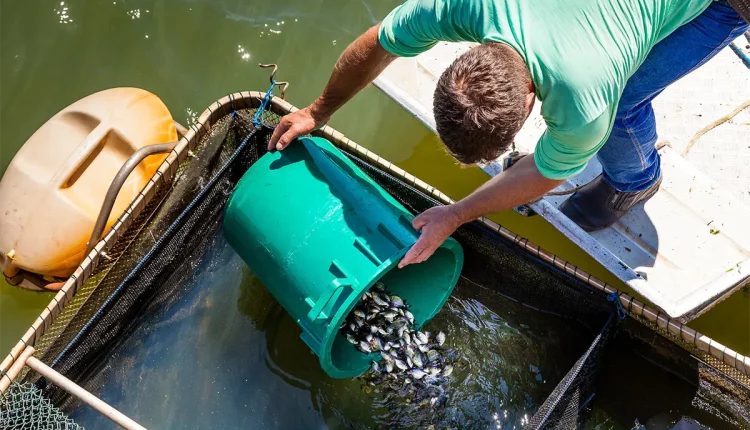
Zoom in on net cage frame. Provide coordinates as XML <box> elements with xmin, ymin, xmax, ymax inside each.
<box><xmin>1</xmin><ymin>91</ymin><xmax>748</xmax><ymax>410</ymax></box>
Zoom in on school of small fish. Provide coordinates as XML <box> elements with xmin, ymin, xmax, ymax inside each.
<box><xmin>340</xmin><ymin>281</ymin><xmax>455</xmax><ymax>403</ymax></box>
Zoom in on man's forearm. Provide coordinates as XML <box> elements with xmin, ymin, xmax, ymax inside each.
<box><xmin>309</xmin><ymin>24</ymin><xmax>397</xmax><ymax>122</ymax></box>
<box><xmin>453</xmin><ymin>155</ymin><xmax>564</xmax><ymax>223</ymax></box>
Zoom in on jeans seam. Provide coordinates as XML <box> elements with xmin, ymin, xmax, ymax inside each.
<box><xmin>626</xmin><ymin>126</ymin><xmax>648</xmax><ymax>171</ymax></box>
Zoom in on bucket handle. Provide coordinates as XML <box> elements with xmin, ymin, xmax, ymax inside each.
<box><xmin>306</xmin><ymin>278</ymin><xmax>354</xmax><ymax>324</ymax></box>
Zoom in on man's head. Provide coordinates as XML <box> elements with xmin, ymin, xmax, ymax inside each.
<box><xmin>433</xmin><ymin>42</ymin><xmax>534</xmax><ymax>165</ymax></box>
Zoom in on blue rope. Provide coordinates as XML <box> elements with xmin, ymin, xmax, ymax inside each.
<box><xmin>607</xmin><ymin>292</ymin><xmax>627</xmax><ymax>320</ymax></box>
<box><xmin>728</xmin><ymin>43</ymin><xmax>750</xmax><ymax>69</ymax></box>
<box><xmin>252</xmin><ymin>81</ymin><xmax>277</xmax><ymax>128</ymax></box>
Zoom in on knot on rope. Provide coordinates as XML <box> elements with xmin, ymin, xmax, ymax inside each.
<box><xmin>607</xmin><ymin>292</ymin><xmax>627</xmax><ymax>321</ymax></box>
<box><xmin>252</xmin><ymin>81</ymin><xmax>277</xmax><ymax>129</ymax></box>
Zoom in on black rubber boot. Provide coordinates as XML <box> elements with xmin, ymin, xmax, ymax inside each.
<box><xmin>559</xmin><ymin>174</ymin><xmax>662</xmax><ymax>232</ymax></box>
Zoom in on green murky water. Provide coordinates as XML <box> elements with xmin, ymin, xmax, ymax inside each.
<box><xmin>66</xmin><ymin>229</ymin><xmax>727</xmax><ymax>429</ymax></box>
<box><xmin>0</xmin><ymin>0</ymin><xmax>747</xmax><ymax>419</ymax></box>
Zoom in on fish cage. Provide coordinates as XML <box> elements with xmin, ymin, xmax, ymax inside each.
<box><xmin>1</xmin><ymin>91</ymin><xmax>749</xmax><ymax>429</ymax></box>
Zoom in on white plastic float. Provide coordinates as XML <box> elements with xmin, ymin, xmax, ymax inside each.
<box><xmin>0</xmin><ymin>88</ymin><xmax>178</xmax><ymax>291</ymax></box>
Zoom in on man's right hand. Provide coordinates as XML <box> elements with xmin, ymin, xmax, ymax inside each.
<box><xmin>267</xmin><ymin>23</ymin><xmax>395</xmax><ymax>151</ymax></box>
<box><xmin>268</xmin><ymin>107</ymin><xmax>326</xmax><ymax>151</ymax></box>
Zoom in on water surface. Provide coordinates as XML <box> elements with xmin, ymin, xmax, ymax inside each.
<box><xmin>66</xmin><ymin>228</ymin><xmax>728</xmax><ymax>429</ymax></box>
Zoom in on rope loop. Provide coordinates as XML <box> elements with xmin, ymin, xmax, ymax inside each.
<box><xmin>607</xmin><ymin>292</ymin><xmax>627</xmax><ymax>321</ymax></box>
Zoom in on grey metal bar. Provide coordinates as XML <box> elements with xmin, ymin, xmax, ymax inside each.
<box><xmin>85</xmin><ymin>142</ymin><xmax>177</xmax><ymax>257</ymax></box>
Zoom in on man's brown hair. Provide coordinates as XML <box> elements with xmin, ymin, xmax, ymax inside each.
<box><xmin>433</xmin><ymin>42</ymin><xmax>531</xmax><ymax>164</ymax></box>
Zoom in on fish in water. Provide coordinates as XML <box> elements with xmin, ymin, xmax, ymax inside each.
<box><xmin>436</xmin><ymin>332</ymin><xmax>446</xmax><ymax>346</ymax></box>
<box><xmin>359</xmin><ymin>341</ymin><xmax>372</xmax><ymax>353</ymax></box>
<box><xmin>408</xmin><ymin>369</ymin><xmax>427</xmax><ymax>380</ymax></box>
<box><xmin>338</xmin><ymin>280</ymin><xmax>457</xmax><ymax>402</ymax></box>
<box><xmin>395</xmin><ymin>359</ymin><xmax>409</xmax><ymax>371</ymax></box>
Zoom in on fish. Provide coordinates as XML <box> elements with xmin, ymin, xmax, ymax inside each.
<box><xmin>413</xmin><ymin>354</ymin><xmax>424</xmax><ymax>368</ymax></box>
<box><xmin>372</xmin><ymin>294</ymin><xmax>390</xmax><ymax>307</ymax></box>
<box><xmin>436</xmin><ymin>332</ymin><xmax>446</xmax><ymax>346</ymax></box>
<box><xmin>370</xmin><ymin>337</ymin><xmax>383</xmax><ymax>351</ymax></box>
<box><xmin>408</xmin><ymin>369</ymin><xmax>427</xmax><ymax>380</ymax></box>
<box><xmin>390</xmin><ymin>295</ymin><xmax>405</xmax><ymax>308</ymax></box>
<box><xmin>382</xmin><ymin>311</ymin><xmax>398</xmax><ymax>322</ymax></box>
<box><xmin>404</xmin><ymin>345</ymin><xmax>415</xmax><ymax>358</ymax></box>
<box><xmin>339</xmin><ymin>279</ymin><xmax>455</xmax><ymax>385</ymax></box>
<box><xmin>405</xmin><ymin>310</ymin><xmax>415</xmax><ymax>324</ymax></box>
<box><xmin>394</xmin><ymin>359</ymin><xmax>409</xmax><ymax>371</ymax></box>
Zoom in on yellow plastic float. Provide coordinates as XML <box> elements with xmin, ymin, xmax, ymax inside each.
<box><xmin>0</xmin><ymin>88</ymin><xmax>177</xmax><ymax>291</ymax></box>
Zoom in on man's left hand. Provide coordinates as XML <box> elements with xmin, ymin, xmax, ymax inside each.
<box><xmin>398</xmin><ymin>205</ymin><xmax>463</xmax><ymax>268</ymax></box>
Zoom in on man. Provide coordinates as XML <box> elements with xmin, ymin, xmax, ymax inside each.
<box><xmin>269</xmin><ymin>0</ymin><xmax>749</xmax><ymax>268</ymax></box>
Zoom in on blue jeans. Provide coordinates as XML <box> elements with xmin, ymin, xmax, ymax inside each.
<box><xmin>597</xmin><ymin>1</ymin><xmax>748</xmax><ymax>192</ymax></box>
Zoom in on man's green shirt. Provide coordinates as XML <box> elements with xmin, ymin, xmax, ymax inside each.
<box><xmin>379</xmin><ymin>0</ymin><xmax>711</xmax><ymax>179</ymax></box>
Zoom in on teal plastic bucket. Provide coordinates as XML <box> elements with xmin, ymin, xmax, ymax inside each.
<box><xmin>223</xmin><ymin>137</ymin><xmax>463</xmax><ymax>378</ymax></box>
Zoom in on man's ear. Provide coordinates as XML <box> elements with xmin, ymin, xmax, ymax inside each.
<box><xmin>525</xmin><ymin>88</ymin><xmax>536</xmax><ymax>116</ymax></box>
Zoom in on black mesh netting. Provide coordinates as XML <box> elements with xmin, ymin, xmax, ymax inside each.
<box><xmin>11</xmin><ymin>107</ymin><xmax>749</xmax><ymax>429</ymax></box>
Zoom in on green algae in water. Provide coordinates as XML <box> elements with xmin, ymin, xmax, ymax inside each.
<box><xmin>66</xmin><ymin>232</ymin><xmax>717</xmax><ymax>429</ymax></box>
